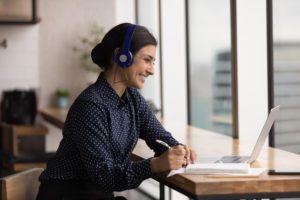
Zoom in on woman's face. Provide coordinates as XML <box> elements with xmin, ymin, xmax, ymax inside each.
<box><xmin>125</xmin><ymin>45</ymin><xmax>156</xmax><ymax>89</ymax></box>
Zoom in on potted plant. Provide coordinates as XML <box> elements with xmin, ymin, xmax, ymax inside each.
<box><xmin>73</xmin><ymin>24</ymin><xmax>105</xmax><ymax>74</ymax></box>
<box><xmin>55</xmin><ymin>89</ymin><xmax>70</xmax><ymax>108</ymax></box>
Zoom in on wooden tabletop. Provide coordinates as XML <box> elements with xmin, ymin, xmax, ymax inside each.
<box><xmin>40</xmin><ymin>108</ymin><xmax>300</xmax><ymax>199</ymax></box>
<box><xmin>39</xmin><ymin>108</ymin><xmax>68</xmax><ymax>129</ymax></box>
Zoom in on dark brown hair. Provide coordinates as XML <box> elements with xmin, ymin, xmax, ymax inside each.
<box><xmin>91</xmin><ymin>23</ymin><xmax>157</xmax><ymax>69</ymax></box>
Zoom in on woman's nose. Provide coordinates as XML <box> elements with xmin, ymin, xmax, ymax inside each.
<box><xmin>146</xmin><ymin>65</ymin><xmax>154</xmax><ymax>75</ymax></box>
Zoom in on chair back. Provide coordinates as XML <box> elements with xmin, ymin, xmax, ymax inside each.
<box><xmin>1</xmin><ymin>168</ymin><xmax>43</xmax><ymax>200</ymax></box>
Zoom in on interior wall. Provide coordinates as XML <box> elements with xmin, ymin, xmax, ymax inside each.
<box><xmin>38</xmin><ymin>0</ymin><xmax>115</xmax><ymax>151</ymax></box>
<box><xmin>0</xmin><ymin>26</ymin><xmax>39</xmax><ymax>102</ymax></box>
<box><xmin>115</xmin><ymin>0</ymin><xmax>135</xmax><ymax>24</ymax></box>
<box><xmin>237</xmin><ymin>0</ymin><xmax>268</xmax><ymax>143</ymax></box>
<box><xmin>161</xmin><ymin>0</ymin><xmax>188</xmax><ymax>126</ymax></box>
<box><xmin>39</xmin><ymin>0</ymin><xmax>115</xmax><ymax>108</ymax></box>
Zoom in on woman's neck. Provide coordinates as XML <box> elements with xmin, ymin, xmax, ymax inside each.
<box><xmin>103</xmin><ymin>69</ymin><xmax>127</xmax><ymax>97</ymax></box>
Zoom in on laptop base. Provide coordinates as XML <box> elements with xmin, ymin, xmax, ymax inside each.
<box><xmin>215</xmin><ymin>156</ymin><xmax>250</xmax><ymax>163</ymax></box>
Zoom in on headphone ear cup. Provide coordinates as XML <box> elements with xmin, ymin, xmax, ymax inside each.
<box><xmin>115</xmin><ymin>50</ymin><xmax>133</xmax><ymax>68</ymax></box>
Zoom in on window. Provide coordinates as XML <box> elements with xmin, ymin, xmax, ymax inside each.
<box><xmin>136</xmin><ymin>0</ymin><xmax>162</xmax><ymax>118</ymax></box>
<box><xmin>271</xmin><ymin>0</ymin><xmax>300</xmax><ymax>154</ymax></box>
<box><xmin>187</xmin><ymin>0</ymin><xmax>234</xmax><ymax>136</ymax></box>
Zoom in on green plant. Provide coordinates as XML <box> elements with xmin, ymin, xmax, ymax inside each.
<box><xmin>73</xmin><ymin>24</ymin><xmax>105</xmax><ymax>74</ymax></box>
<box><xmin>55</xmin><ymin>89</ymin><xmax>70</xmax><ymax>97</ymax></box>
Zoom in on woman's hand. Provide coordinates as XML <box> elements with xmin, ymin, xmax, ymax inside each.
<box><xmin>182</xmin><ymin>145</ymin><xmax>197</xmax><ymax>165</ymax></box>
<box><xmin>150</xmin><ymin>145</ymin><xmax>196</xmax><ymax>173</ymax></box>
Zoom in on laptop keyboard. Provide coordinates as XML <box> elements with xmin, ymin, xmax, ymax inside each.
<box><xmin>216</xmin><ymin>156</ymin><xmax>249</xmax><ymax>163</ymax></box>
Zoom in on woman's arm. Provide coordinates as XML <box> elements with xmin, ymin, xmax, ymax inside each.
<box><xmin>68</xmin><ymin>100</ymin><xmax>152</xmax><ymax>192</ymax></box>
<box><xmin>133</xmin><ymin>90</ymin><xmax>197</xmax><ymax>167</ymax></box>
<box><xmin>134</xmin><ymin>90</ymin><xmax>179</xmax><ymax>156</ymax></box>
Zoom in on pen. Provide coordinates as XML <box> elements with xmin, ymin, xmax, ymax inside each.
<box><xmin>155</xmin><ymin>139</ymin><xmax>171</xmax><ymax>149</ymax></box>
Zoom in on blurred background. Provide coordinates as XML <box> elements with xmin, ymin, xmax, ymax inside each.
<box><xmin>1</xmin><ymin>0</ymin><xmax>300</xmax><ymax>199</ymax></box>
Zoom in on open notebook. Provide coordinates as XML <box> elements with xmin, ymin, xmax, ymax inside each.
<box><xmin>184</xmin><ymin>163</ymin><xmax>250</xmax><ymax>174</ymax></box>
<box><xmin>167</xmin><ymin>163</ymin><xmax>266</xmax><ymax>177</ymax></box>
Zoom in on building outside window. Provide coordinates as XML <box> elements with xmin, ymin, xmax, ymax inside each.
<box><xmin>272</xmin><ymin>0</ymin><xmax>300</xmax><ymax>154</ymax></box>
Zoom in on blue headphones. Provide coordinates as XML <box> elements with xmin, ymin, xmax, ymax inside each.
<box><xmin>114</xmin><ymin>24</ymin><xmax>137</xmax><ymax>68</ymax></box>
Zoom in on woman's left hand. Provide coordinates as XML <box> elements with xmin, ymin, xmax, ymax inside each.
<box><xmin>182</xmin><ymin>145</ymin><xmax>197</xmax><ymax>165</ymax></box>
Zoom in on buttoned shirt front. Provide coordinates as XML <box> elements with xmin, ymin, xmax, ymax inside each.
<box><xmin>39</xmin><ymin>73</ymin><xmax>179</xmax><ymax>192</ymax></box>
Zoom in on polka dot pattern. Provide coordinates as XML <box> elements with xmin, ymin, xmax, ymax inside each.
<box><xmin>39</xmin><ymin>73</ymin><xmax>179</xmax><ymax>192</ymax></box>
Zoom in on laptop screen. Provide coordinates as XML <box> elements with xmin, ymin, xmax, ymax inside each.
<box><xmin>248</xmin><ymin>105</ymin><xmax>280</xmax><ymax>163</ymax></box>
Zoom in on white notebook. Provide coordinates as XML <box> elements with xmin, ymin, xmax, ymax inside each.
<box><xmin>185</xmin><ymin>163</ymin><xmax>249</xmax><ymax>174</ymax></box>
<box><xmin>167</xmin><ymin>163</ymin><xmax>265</xmax><ymax>177</ymax></box>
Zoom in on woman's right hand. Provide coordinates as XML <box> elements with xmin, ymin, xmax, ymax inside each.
<box><xmin>150</xmin><ymin>145</ymin><xmax>186</xmax><ymax>173</ymax></box>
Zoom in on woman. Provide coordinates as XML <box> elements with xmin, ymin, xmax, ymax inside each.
<box><xmin>37</xmin><ymin>23</ymin><xmax>196</xmax><ymax>200</ymax></box>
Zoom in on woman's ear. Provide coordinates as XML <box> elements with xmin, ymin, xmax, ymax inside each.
<box><xmin>114</xmin><ymin>48</ymin><xmax>120</xmax><ymax>56</ymax></box>
<box><xmin>110</xmin><ymin>48</ymin><xmax>119</xmax><ymax>68</ymax></box>
<box><xmin>113</xmin><ymin>48</ymin><xmax>121</xmax><ymax>66</ymax></box>
<box><xmin>113</xmin><ymin>48</ymin><xmax>120</xmax><ymax>60</ymax></box>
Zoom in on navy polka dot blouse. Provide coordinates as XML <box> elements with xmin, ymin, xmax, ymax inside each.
<box><xmin>39</xmin><ymin>73</ymin><xmax>179</xmax><ymax>192</ymax></box>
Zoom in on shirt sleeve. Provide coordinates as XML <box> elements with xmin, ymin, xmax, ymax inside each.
<box><xmin>68</xmin><ymin>100</ymin><xmax>152</xmax><ymax>192</ymax></box>
<box><xmin>134</xmin><ymin>91</ymin><xmax>180</xmax><ymax>156</ymax></box>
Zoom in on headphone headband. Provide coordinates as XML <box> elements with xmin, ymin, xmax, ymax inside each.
<box><xmin>120</xmin><ymin>24</ymin><xmax>136</xmax><ymax>54</ymax></box>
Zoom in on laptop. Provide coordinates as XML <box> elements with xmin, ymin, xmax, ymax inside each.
<box><xmin>213</xmin><ymin>105</ymin><xmax>280</xmax><ymax>164</ymax></box>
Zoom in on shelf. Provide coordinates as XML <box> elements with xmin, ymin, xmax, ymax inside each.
<box><xmin>0</xmin><ymin>0</ymin><xmax>38</xmax><ymax>25</ymax></box>
<box><xmin>0</xmin><ymin>15</ymin><xmax>41</xmax><ymax>25</ymax></box>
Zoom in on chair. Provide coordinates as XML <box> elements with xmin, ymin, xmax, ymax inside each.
<box><xmin>0</xmin><ymin>168</ymin><xmax>43</xmax><ymax>200</ymax></box>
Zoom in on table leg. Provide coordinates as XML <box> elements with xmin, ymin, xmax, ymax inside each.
<box><xmin>159</xmin><ymin>183</ymin><xmax>165</xmax><ymax>200</ymax></box>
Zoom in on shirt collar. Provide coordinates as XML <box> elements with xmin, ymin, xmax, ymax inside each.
<box><xmin>94</xmin><ymin>73</ymin><xmax>129</xmax><ymax>108</ymax></box>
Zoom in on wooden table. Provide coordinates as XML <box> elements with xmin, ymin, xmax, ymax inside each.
<box><xmin>40</xmin><ymin>108</ymin><xmax>68</xmax><ymax>129</ymax></box>
<box><xmin>40</xmin><ymin>108</ymin><xmax>300</xmax><ymax>200</ymax></box>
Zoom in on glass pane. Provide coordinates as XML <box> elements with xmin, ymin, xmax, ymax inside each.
<box><xmin>188</xmin><ymin>0</ymin><xmax>232</xmax><ymax>136</ymax></box>
<box><xmin>273</xmin><ymin>0</ymin><xmax>300</xmax><ymax>154</ymax></box>
<box><xmin>137</xmin><ymin>0</ymin><xmax>162</xmax><ymax>117</ymax></box>
<box><xmin>136</xmin><ymin>1</ymin><xmax>161</xmax><ymax>197</ymax></box>
<box><xmin>0</xmin><ymin>0</ymin><xmax>32</xmax><ymax>22</ymax></box>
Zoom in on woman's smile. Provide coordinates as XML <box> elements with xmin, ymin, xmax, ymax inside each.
<box><xmin>137</xmin><ymin>73</ymin><xmax>147</xmax><ymax>83</ymax></box>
